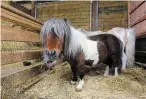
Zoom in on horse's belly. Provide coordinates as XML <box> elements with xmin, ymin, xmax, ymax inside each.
<box><xmin>85</xmin><ymin>53</ymin><xmax>99</xmax><ymax>65</ymax></box>
<box><xmin>84</xmin><ymin>40</ymin><xmax>99</xmax><ymax>65</ymax></box>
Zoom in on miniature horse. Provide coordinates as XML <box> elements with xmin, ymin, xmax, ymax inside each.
<box><xmin>41</xmin><ymin>18</ymin><xmax>123</xmax><ymax>92</ymax></box>
<box><xmin>79</xmin><ymin>27</ymin><xmax>135</xmax><ymax>70</ymax></box>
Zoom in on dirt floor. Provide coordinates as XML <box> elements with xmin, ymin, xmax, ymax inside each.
<box><xmin>19</xmin><ymin>63</ymin><xmax>146</xmax><ymax>99</ymax></box>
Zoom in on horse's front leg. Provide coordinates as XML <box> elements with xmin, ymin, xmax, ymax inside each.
<box><xmin>70</xmin><ymin>65</ymin><xmax>78</xmax><ymax>85</ymax></box>
<box><xmin>75</xmin><ymin>65</ymin><xmax>89</xmax><ymax>92</ymax></box>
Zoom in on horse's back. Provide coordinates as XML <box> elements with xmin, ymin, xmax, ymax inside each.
<box><xmin>89</xmin><ymin>34</ymin><xmax>118</xmax><ymax>41</ymax></box>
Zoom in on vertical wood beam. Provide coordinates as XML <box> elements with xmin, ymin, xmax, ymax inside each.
<box><xmin>128</xmin><ymin>1</ymin><xmax>130</xmax><ymax>28</ymax></box>
<box><xmin>91</xmin><ymin>1</ymin><xmax>98</xmax><ymax>31</ymax></box>
<box><xmin>31</xmin><ymin>1</ymin><xmax>37</xmax><ymax>18</ymax></box>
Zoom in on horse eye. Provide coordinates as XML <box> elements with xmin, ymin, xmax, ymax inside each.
<box><xmin>53</xmin><ymin>50</ymin><xmax>56</xmax><ymax>55</ymax></box>
<box><xmin>51</xmin><ymin>50</ymin><xmax>55</xmax><ymax>55</ymax></box>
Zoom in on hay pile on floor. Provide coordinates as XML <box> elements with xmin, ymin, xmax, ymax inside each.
<box><xmin>19</xmin><ymin>63</ymin><xmax>146</xmax><ymax>99</ymax></box>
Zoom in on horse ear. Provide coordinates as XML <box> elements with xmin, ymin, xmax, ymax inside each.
<box><xmin>51</xmin><ymin>27</ymin><xmax>55</xmax><ymax>33</ymax></box>
<box><xmin>64</xmin><ymin>18</ymin><xmax>67</xmax><ymax>22</ymax></box>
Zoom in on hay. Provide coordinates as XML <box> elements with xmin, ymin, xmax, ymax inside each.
<box><xmin>19</xmin><ymin>64</ymin><xmax>146</xmax><ymax>99</ymax></box>
<box><xmin>1</xmin><ymin>41</ymin><xmax>41</xmax><ymax>51</ymax></box>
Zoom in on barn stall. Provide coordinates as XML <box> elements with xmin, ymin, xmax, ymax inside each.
<box><xmin>1</xmin><ymin>1</ymin><xmax>146</xmax><ymax>99</ymax></box>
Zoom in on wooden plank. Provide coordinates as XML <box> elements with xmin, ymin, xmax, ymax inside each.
<box><xmin>98</xmin><ymin>5</ymin><xmax>127</xmax><ymax>14</ymax></box>
<box><xmin>37</xmin><ymin>1</ymin><xmax>90</xmax><ymax>8</ymax></box>
<box><xmin>38</xmin><ymin>9</ymin><xmax>90</xmax><ymax>16</ymax></box>
<box><xmin>1</xmin><ymin>25</ymin><xmax>40</xmax><ymax>42</ymax></box>
<box><xmin>99</xmin><ymin>18</ymin><xmax>127</xmax><ymax>23</ymax></box>
<box><xmin>129</xmin><ymin>2</ymin><xmax>146</xmax><ymax>26</ymax></box>
<box><xmin>98</xmin><ymin>22</ymin><xmax>127</xmax><ymax>28</ymax></box>
<box><xmin>70</xmin><ymin>22</ymin><xmax>89</xmax><ymax>26</ymax></box>
<box><xmin>9</xmin><ymin>1</ymin><xmax>31</xmax><ymax>15</ymax></box>
<box><xmin>1</xmin><ymin>62</ymin><xmax>43</xmax><ymax>99</ymax></box>
<box><xmin>99</xmin><ymin>12</ymin><xmax>127</xmax><ymax>19</ymax></box>
<box><xmin>1</xmin><ymin>50</ymin><xmax>42</xmax><ymax>65</ymax></box>
<box><xmin>38</xmin><ymin>10</ymin><xmax>90</xmax><ymax>17</ymax></box>
<box><xmin>1</xmin><ymin>8</ymin><xmax>41</xmax><ymax>30</ymax></box>
<box><xmin>135</xmin><ymin>62</ymin><xmax>146</xmax><ymax>68</ymax></box>
<box><xmin>38</xmin><ymin>4</ymin><xmax>90</xmax><ymax>12</ymax></box>
<box><xmin>1</xmin><ymin>61</ymin><xmax>43</xmax><ymax>78</ymax></box>
<box><xmin>1</xmin><ymin>41</ymin><xmax>41</xmax><ymax>51</ymax></box>
<box><xmin>129</xmin><ymin>1</ymin><xmax>145</xmax><ymax>14</ymax></box>
<box><xmin>99</xmin><ymin>1</ymin><xmax>127</xmax><ymax>7</ymax></box>
<box><xmin>1</xmin><ymin>3</ymin><xmax>42</xmax><ymax>24</ymax></box>
<box><xmin>38</xmin><ymin>15</ymin><xmax>90</xmax><ymax>20</ymax></box>
<box><xmin>133</xmin><ymin>20</ymin><xmax>146</xmax><ymax>36</ymax></box>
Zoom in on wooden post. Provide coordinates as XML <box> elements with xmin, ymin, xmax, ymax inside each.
<box><xmin>31</xmin><ymin>1</ymin><xmax>37</xmax><ymax>18</ymax></box>
<box><xmin>127</xmin><ymin>1</ymin><xmax>130</xmax><ymax>28</ymax></box>
<box><xmin>91</xmin><ymin>1</ymin><xmax>98</xmax><ymax>31</ymax></box>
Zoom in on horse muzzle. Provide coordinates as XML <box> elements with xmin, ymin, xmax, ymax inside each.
<box><xmin>46</xmin><ymin>60</ymin><xmax>57</xmax><ymax>69</ymax></box>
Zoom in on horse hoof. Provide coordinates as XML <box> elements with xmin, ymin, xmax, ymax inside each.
<box><xmin>75</xmin><ymin>88</ymin><xmax>82</xmax><ymax>92</ymax></box>
<box><xmin>70</xmin><ymin>80</ymin><xmax>77</xmax><ymax>85</ymax></box>
<box><xmin>114</xmin><ymin>74</ymin><xmax>119</xmax><ymax>76</ymax></box>
<box><xmin>104</xmin><ymin>74</ymin><xmax>109</xmax><ymax>77</ymax></box>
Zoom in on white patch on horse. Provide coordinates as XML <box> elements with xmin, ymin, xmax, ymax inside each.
<box><xmin>70</xmin><ymin>27</ymin><xmax>99</xmax><ymax>65</ymax></box>
<box><xmin>83</xmin><ymin>39</ymin><xmax>99</xmax><ymax>65</ymax></box>
<box><xmin>76</xmin><ymin>79</ymin><xmax>84</xmax><ymax>92</ymax></box>
<box><xmin>121</xmin><ymin>52</ymin><xmax>127</xmax><ymax>70</ymax></box>
<box><xmin>114</xmin><ymin>67</ymin><xmax>119</xmax><ymax>76</ymax></box>
<box><xmin>104</xmin><ymin>66</ymin><xmax>109</xmax><ymax>77</ymax></box>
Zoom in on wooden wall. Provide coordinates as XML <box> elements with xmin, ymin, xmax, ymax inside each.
<box><xmin>37</xmin><ymin>1</ymin><xmax>90</xmax><ymax>30</ymax></box>
<box><xmin>1</xmin><ymin>3</ymin><xmax>43</xmax><ymax>98</ymax></box>
<box><xmin>128</xmin><ymin>1</ymin><xmax>146</xmax><ymax>37</ymax></box>
<box><xmin>128</xmin><ymin>1</ymin><xmax>146</xmax><ymax>65</ymax></box>
<box><xmin>98</xmin><ymin>1</ymin><xmax>128</xmax><ymax>31</ymax></box>
<box><xmin>1</xmin><ymin>4</ymin><xmax>42</xmax><ymax>67</ymax></box>
<box><xmin>37</xmin><ymin>1</ymin><xmax>127</xmax><ymax>31</ymax></box>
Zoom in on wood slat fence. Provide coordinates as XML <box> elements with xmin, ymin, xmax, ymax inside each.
<box><xmin>1</xmin><ymin>3</ymin><xmax>43</xmax><ymax>66</ymax></box>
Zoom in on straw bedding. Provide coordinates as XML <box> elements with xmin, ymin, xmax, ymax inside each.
<box><xmin>19</xmin><ymin>63</ymin><xmax>146</xmax><ymax>99</ymax></box>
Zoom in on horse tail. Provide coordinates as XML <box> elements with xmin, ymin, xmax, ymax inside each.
<box><xmin>125</xmin><ymin>28</ymin><xmax>136</xmax><ymax>67</ymax></box>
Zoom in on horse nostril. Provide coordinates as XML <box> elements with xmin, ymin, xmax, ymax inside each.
<box><xmin>47</xmin><ymin>60</ymin><xmax>53</xmax><ymax>63</ymax></box>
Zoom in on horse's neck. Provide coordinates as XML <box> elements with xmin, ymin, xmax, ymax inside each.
<box><xmin>68</xmin><ymin>26</ymin><xmax>98</xmax><ymax>59</ymax></box>
<box><xmin>67</xmin><ymin>27</ymin><xmax>87</xmax><ymax>57</ymax></box>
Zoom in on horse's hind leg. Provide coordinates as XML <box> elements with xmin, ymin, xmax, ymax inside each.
<box><xmin>121</xmin><ymin>52</ymin><xmax>127</xmax><ymax>70</ymax></box>
<box><xmin>114</xmin><ymin>67</ymin><xmax>119</xmax><ymax>76</ymax></box>
<box><xmin>104</xmin><ymin>66</ymin><xmax>109</xmax><ymax>77</ymax></box>
<box><xmin>112</xmin><ymin>55</ymin><xmax>121</xmax><ymax>76</ymax></box>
